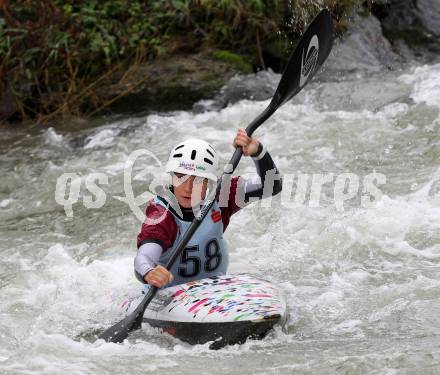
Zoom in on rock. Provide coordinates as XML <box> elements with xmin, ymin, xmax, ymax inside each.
<box><xmin>323</xmin><ymin>12</ymin><xmax>403</xmax><ymax>77</ymax></box>
<box><xmin>314</xmin><ymin>78</ymin><xmax>413</xmax><ymax>112</ymax></box>
<box><xmin>417</xmin><ymin>0</ymin><xmax>440</xmax><ymax>37</ymax></box>
<box><xmin>96</xmin><ymin>51</ymin><xmax>246</xmax><ymax>114</ymax></box>
<box><xmin>371</xmin><ymin>0</ymin><xmax>440</xmax><ymax>61</ymax></box>
<box><xmin>0</xmin><ymin>89</ymin><xmax>18</xmax><ymax>122</ymax></box>
<box><xmin>194</xmin><ymin>70</ymin><xmax>279</xmax><ymax>112</ymax></box>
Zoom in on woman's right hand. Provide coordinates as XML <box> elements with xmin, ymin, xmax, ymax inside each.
<box><xmin>144</xmin><ymin>265</ymin><xmax>174</xmax><ymax>288</ymax></box>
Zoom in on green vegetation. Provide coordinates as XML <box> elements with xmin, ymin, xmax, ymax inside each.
<box><xmin>211</xmin><ymin>50</ymin><xmax>252</xmax><ymax>73</ymax></box>
<box><xmin>0</xmin><ymin>0</ymin><xmax>361</xmax><ymax>123</ymax></box>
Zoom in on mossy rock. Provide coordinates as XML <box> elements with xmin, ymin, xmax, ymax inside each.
<box><xmin>95</xmin><ymin>51</ymin><xmax>244</xmax><ymax>113</ymax></box>
<box><xmin>210</xmin><ymin>50</ymin><xmax>253</xmax><ymax>74</ymax></box>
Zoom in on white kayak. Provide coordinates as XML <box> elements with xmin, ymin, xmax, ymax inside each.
<box><xmin>122</xmin><ymin>274</ymin><xmax>287</xmax><ymax>349</ymax></box>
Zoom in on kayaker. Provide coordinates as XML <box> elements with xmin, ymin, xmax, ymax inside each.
<box><xmin>134</xmin><ymin>128</ymin><xmax>282</xmax><ymax>289</ymax></box>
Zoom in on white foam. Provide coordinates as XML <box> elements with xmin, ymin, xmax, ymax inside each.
<box><xmin>0</xmin><ymin>198</ymin><xmax>13</xmax><ymax>208</ymax></box>
<box><xmin>45</xmin><ymin>127</ymin><xmax>63</xmax><ymax>144</ymax></box>
<box><xmin>84</xmin><ymin>129</ymin><xmax>116</xmax><ymax>149</ymax></box>
<box><xmin>399</xmin><ymin>63</ymin><xmax>440</xmax><ymax>107</ymax></box>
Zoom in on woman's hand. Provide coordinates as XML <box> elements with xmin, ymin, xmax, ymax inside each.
<box><xmin>144</xmin><ymin>265</ymin><xmax>174</xmax><ymax>288</ymax></box>
<box><xmin>233</xmin><ymin>128</ymin><xmax>260</xmax><ymax>157</ymax></box>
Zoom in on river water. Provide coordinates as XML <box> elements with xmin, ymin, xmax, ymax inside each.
<box><xmin>0</xmin><ymin>61</ymin><xmax>439</xmax><ymax>374</ymax></box>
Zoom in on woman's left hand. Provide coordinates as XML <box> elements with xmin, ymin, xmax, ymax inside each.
<box><xmin>233</xmin><ymin>128</ymin><xmax>260</xmax><ymax>157</ymax></box>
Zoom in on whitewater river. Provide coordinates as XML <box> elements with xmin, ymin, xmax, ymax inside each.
<box><xmin>0</xmin><ymin>61</ymin><xmax>439</xmax><ymax>374</ymax></box>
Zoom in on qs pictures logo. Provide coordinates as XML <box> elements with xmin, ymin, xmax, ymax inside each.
<box><xmin>54</xmin><ymin>149</ymin><xmax>170</xmax><ymax>222</ymax></box>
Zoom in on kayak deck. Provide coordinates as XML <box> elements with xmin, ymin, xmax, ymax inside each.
<box><xmin>123</xmin><ymin>274</ymin><xmax>287</xmax><ymax>349</ymax></box>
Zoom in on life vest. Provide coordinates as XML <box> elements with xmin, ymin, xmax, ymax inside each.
<box><xmin>154</xmin><ymin>196</ymin><xmax>229</xmax><ymax>287</ymax></box>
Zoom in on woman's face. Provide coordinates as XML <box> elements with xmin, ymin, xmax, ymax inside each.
<box><xmin>172</xmin><ymin>173</ymin><xmax>209</xmax><ymax>208</ymax></box>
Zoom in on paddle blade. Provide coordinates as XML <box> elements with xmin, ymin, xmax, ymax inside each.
<box><xmin>98</xmin><ymin>288</ymin><xmax>157</xmax><ymax>343</ymax></box>
<box><xmin>98</xmin><ymin>310</ymin><xmax>144</xmax><ymax>343</ymax></box>
<box><xmin>270</xmin><ymin>9</ymin><xmax>334</xmax><ymax>109</ymax></box>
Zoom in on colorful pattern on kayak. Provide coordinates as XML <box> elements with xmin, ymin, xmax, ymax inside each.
<box><xmin>128</xmin><ymin>274</ymin><xmax>286</xmax><ymax>323</ymax></box>
<box><xmin>168</xmin><ymin>276</ymin><xmax>282</xmax><ymax>321</ymax></box>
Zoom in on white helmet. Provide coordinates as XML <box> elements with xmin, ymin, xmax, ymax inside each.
<box><xmin>165</xmin><ymin>139</ymin><xmax>219</xmax><ymax>182</ymax></box>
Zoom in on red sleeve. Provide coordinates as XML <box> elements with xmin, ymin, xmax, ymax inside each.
<box><xmin>137</xmin><ymin>200</ymin><xmax>178</xmax><ymax>251</ymax></box>
<box><xmin>219</xmin><ymin>176</ymin><xmax>243</xmax><ymax>232</ymax></box>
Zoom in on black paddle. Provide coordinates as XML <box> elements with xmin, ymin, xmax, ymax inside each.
<box><xmin>99</xmin><ymin>8</ymin><xmax>333</xmax><ymax>344</ymax></box>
